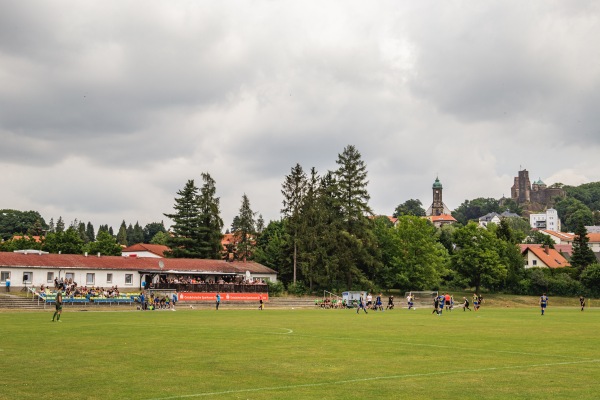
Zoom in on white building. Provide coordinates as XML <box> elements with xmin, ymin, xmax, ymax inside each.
<box><xmin>529</xmin><ymin>208</ymin><xmax>561</xmax><ymax>231</ymax></box>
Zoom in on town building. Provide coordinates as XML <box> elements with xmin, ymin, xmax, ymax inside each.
<box><xmin>529</xmin><ymin>208</ymin><xmax>561</xmax><ymax>231</ymax></box>
<box><xmin>520</xmin><ymin>244</ymin><xmax>570</xmax><ymax>269</ymax></box>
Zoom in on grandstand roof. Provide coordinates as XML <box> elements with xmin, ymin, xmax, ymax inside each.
<box><xmin>0</xmin><ymin>252</ymin><xmax>276</xmax><ymax>275</ymax></box>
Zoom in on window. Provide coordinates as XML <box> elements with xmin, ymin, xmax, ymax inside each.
<box><xmin>23</xmin><ymin>272</ymin><xmax>32</xmax><ymax>284</ymax></box>
<box><xmin>47</xmin><ymin>272</ymin><xmax>54</xmax><ymax>283</ymax></box>
<box><xmin>107</xmin><ymin>273</ymin><xmax>113</xmax><ymax>284</ymax></box>
<box><xmin>532</xmin><ymin>260</ymin><xmax>537</xmax><ymax>266</ymax></box>
<box><xmin>86</xmin><ymin>273</ymin><xmax>95</xmax><ymax>285</ymax></box>
<box><xmin>125</xmin><ymin>274</ymin><xmax>133</xmax><ymax>285</ymax></box>
<box><xmin>1</xmin><ymin>271</ymin><xmax>9</xmax><ymax>282</ymax></box>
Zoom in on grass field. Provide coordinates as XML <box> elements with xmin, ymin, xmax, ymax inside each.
<box><xmin>1</xmin><ymin>304</ymin><xmax>599</xmax><ymax>400</ymax></box>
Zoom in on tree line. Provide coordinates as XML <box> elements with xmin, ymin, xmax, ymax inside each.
<box><xmin>2</xmin><ymin>145</ymin><xmax>600</xmax><ymax>296</ymax></box>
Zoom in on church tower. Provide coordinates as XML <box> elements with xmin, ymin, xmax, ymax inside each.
<box><xmin>427</xmin><ymin>177</ymin><xmax>451</xmax><ymax>216</ymax></box>
<box><xmin>431</xmin><ymin>177</ymin><xmax>444</xmax><ymax>216</ymax></box>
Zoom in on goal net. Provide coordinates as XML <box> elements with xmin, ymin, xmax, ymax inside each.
<box><xmin>403</xmin><ymin>291</ymin><xmax>438</xmax><ymax>308</ymax></box>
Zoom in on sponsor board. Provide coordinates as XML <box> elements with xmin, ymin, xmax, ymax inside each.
<box><xmin>177</xmin><ymin>292</ymin><xmax>269</xmax><ymax>302</ymax></box>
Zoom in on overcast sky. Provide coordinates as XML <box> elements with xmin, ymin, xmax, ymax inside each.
<box><xmin>1</xmin><ymin>1</ymin><xmax>599</xmax><ymax>232</ymax></box>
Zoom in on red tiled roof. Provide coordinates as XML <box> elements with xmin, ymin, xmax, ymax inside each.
<box><xmin>520</xmin><ymin>244</ymin><xmax>570</xmax><ymax>269</ymax></box>
<box><xmin>0</xmin><ymin>252</ymin><xmax>276</xmax><ymax>274</ymax></box>
<box><xmin>11</xmin><ymin>235</ymin><xmax>42</xmax><ymax>243</ymax></box>
<box><xmin>540</xmin><ymin>230</ymin><xmax>574</xmax><ymax>241</ymax></box>
<box><xmin>122</xmin><ymin>243</ymin><xmax>169</xmax><ymax>257</ymax></box>
<box><xmin>426</xmin><ymin>214</ymin><xmax>457</xmax><ymax>222</ymax></box>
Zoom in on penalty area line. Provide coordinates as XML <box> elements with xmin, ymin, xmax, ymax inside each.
<box><xmin>145</xmin><ymin>358</ymin><xmax>600</xmax><ymax>400</ymax></box>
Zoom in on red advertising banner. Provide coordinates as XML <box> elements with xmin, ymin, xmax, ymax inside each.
<box><xmin>177</xmin><ymin>292</ymin><xmax>269</xmax><ymax>302</ymax></box>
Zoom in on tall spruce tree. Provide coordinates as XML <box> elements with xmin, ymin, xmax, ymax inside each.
<box><xmin>163</xmin><ymin>180</ymin><xmax>202</xmax><ymax>258</ymax></box>
<box><xmin>571</xmin><ymin>222</ymin><xmax>597</xmax><ymax>271</ymax></box>
<box><xmin>86</xmin><ymin>222</ymin><xmax>95</xmax><ymax>242</ymax></box>
<box><xmin>298</xmin><ymin>167</ymin><xmax>323</xmax><ymax>290</ymax></box>
<box><xmin>234</xmin><ymin>194</ymin><xmax>256</xmax><ymax>262</ymax></box>
<box><xmin>197</xmin><ymin>173</ymin><xmax>224</xmax><ymax>259</ymax></box>
<box><xmin>334</xmin><ymin>145</ymin><xmax>377</xmax><ymax>289</ymax></box>
<box><xmin>116</xmin><ymin>221</ymin><xmax>128</xmax><ymax>246</ymax></box>
<box><xmin>281</xmin><ymin>163</ymin><xmax>308</xmax><ymax>284</ymax></box>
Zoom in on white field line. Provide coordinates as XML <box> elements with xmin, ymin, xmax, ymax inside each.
<box><xmin>145</xmin><ymin>358</ymin><xmax>600</xmax><ymax>400</ymax></box>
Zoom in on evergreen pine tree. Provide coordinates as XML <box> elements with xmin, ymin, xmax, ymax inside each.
<box><xmin>116</xmin><ymin>221</ymin><xmax>128</xmax><ymax>246</ymax></box>
<box><xmin>78</xmin><ymin>221</ymin><xmax>90</xmax><ymax>243</ymax></box>
<box><xmin>163</xmin><ymin>180</ymin><xmax>202</xmax><ymax>258</ymax></box>
<box><xmin>197</xmin><ymin>173</ymin><xmax>224</xmax><ymax>259</ymax></box>
<box><xmin>281</xmin><ymin>163</ymin><xmax>307</xmax><ymax>283</ymax></box>
<box><xmin>571</xmin><ymin>222</ymin><xmax>597</xmax><ymax>271</ymax></box>
<box><xmin>334</xmin><ymin>145</ymin><xmax>378</xmax><ymax>289</ymax></box>
<box><xmin>56</xmin><ymin>217</ymin><xmax>65</xmax><ymax>233</ymax></box>
<box><xmin>132</xmin><ymin>222</ymin><xmax>145</xmax><ymax>245</ymax></box>
<box><xmin>234</xmin><ymin>194</ymin><xmax>256</xmax><ymax>262</ymax></box>
<box><xmin>86</xmin><ymin>222</ymin><xmax>95</xmax><ymax>242</ymax></box>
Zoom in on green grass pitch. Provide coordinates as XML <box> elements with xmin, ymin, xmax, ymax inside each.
<box><xmin>1</xmin><ymin>306</ymin><xmax>599</xmax><ymax>399</ymax></box>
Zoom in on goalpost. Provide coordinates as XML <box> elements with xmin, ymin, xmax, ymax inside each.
<box><xmin>403</xmin><ymin>291</ymin><xmax>438</xmax><ymax>308</ymax></box>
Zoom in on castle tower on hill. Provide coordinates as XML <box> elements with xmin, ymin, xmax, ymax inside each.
<box><xmin>510</xmin><ymin>169</ymin><xmax>565</xmax><ymax>211</ymax></box>
<box><xmin>426</xmin><ymin>177</ymin><xmax>451</xmax><ymax>216</ymax></box>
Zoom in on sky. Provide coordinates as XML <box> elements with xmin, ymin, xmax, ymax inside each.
<box><xmin>1</xmin><ymin>1</ymin><xmax>599</xmax><ymax>233</ymax></box>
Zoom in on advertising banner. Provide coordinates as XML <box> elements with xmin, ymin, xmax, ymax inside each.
<box><xmin>177</xmin><ymin>292</ymin><xmax>268</xmax><ymax>302</ymax></box>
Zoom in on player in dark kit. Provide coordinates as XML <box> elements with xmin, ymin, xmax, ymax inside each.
<box><xmin>580</xmin><ymin>295</ymin><xmax>585</xmax><ymax>311</ymax></box>
<box><xmin>52</xmin><ymin>291</ymin><xmax>63</xmax><ymax>321</ymax></box>
<box><xmin>386</xmin><ymin>295</ymin><xmax>395</xmax><ymax>310</ymax></box>
<box><xmin>432</xmin><ymin>296</ymin><xmax>439</xmax><ymax>315</ymax></box>
<box><xmin>462</xmin><ymin>297</ymin><xmax>471</xmax><ymax>311</ymax></box>
<box><xmin>540</xmin><ymin>293</ymin><xmax>548</xmax><ymax>315</ymax></box>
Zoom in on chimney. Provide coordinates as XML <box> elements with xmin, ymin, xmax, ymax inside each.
<box><xmin>544</xmin><ymin>245</ymin><xmax>549</xmax><ymax>254</ymax></box>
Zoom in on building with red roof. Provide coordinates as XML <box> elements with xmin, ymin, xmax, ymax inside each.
<box><xmin>520</xmin><ymin>244</ymin><xmax>570</xmax><ymax>269</ymax></box>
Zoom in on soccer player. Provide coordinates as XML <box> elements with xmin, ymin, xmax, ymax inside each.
<box><xmin>406</xmin><ymin>293</ymin><xmax>414</xmax><ymax>310</ymax></box>
<box><xmin>258</xmin><ymin>294</ymin><xmax>264</xmax><ymax>310</ymax></box>
<box><xmin>432</xmin><ymin>296</ymin><xmax>439</xmax><ymax>315</ymax></box>
<box><xmin>356</xmin><ymin>295</ymin><xmax>368</xmax><ymax>314</ymax></box>
<box><xmin>366</xmin><ymin>293</ymin><xmax>373</xmax><ymax>309</ymax></box>
<box><xmin>580</xmin><ymin>295</ymin><xmax>585</xmax><ymax>311</ymax></box>
<box><xmin>52</xmin><ymin>291</ymin><xmax>63</xmax><ymax>322</ymax></box>
<box><xmin>386</xmin><ymin>295</ymin><xmax>395</xmax><ymax>310</ymax></box>
<box><xmin>171</xmin><ymin>291</ymin><xmax>178</xmax><ymax>310</ymax></box>
<box><xmin>473</xmin><ymin>293</ymin><xmax>479</xmax><ymax>311</ymax></box>
<box><xmin>540</xmin><ymin>293</ymin><xmax>548</xmax><ymax>315</ymax></box>
<box><xmin>216</xmin><ymin>292</ymin><xmax>221</xmax><ymax>311</ymax></box>
<box><xmin>375</xmin><ymin>293</ymin><xmax>383</xmax><ymax>311</ymax></box>
<box><xmin>444</xmin><ymin>293</ymin><xmax>451</xmax><ymax>310</ymax></box>
<box><xmin>462</xmin><ymin>297</ymin><xmax>471</xmax><ymax>311</ymax></box>
<box><xmin>438</xmin><ymin>294</ymin><xmax>445</xmax><ymax>315</ymax></box>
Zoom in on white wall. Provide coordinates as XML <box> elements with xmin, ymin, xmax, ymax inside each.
<box><xmin>0</xmin><ymin>267</ymin><xmax>141</xmax><ymax>290</ymax></box>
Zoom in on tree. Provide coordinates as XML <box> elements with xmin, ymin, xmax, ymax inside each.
<box><xmin>77</xmin><ymin>221</ymin><xmax>90</xmax><ymax>243</ymax></box>
<box><xmin>375</xmin><ymin>215</ymin><xmax>449</xmax><ymax>291</ymax></box>
<box><xmin>452</xmin><ymin>198</ymin><xmax>500</xmax><ymax>226</ymax></box>
<box><xmin>334</xmin><ymin>145</ymin><xmax>379</xmax><ymax>289</ymax></box>
<box><xmin>55</xmin><ymin>216</ymin><xmax>65</xmax><ymax>233</ymax></box>
<box><xmin>163</xmin><ymin>180</ymin><xmax>202</xmax><ymax>258</ymax></box>
<box><xmin>570</xmin><ymin>222</ymin><xmax>597</xmax><ymax>271</ymax></box>
<box><xmin>143</xmin><ymin>222</ymin><xmax>167</xmax><ymax>243</ymax></box>
<box><xmin>86</xmin><ymin>222</ymin><xmax>95</xmax><ymax>242</ymax></box>
<box><xmin>233</xmin><ymin>194</ymin><xmax>256</xmax><ymax>262</ymax></box>
<box><xmin>253</xmin><ymin>220</ymin><xmax>292</xmax><ymax>280</ymax></box>
<box><xmin>42</xmin><ymin>227</ymin><xmax>85</xmax><ymax>254</ymax></box>
<box><xmin>525</xmin><ymin>231</ymin><xmax>555</xmax><ymax>248</ymax></box>
<box><xmin>85</xmin><ymin>230</ymin><xmax>122</xmax><ymax>256</ymax></box>
<box><xmin>281</xmin><ymin>163</ymin><xmax>307</xmax><ymax>284</ymax></box>
<box><xmin>116</xmin><ymin>221</ymin><xmax>128</xmax><ymax>246</ymax></box>
<box><xmin>451</xmin><ymin>222</ymin><xmax>506</xmax><ymax>293</ymax></box>
<box><xmin>196</xmin><ymin>173</ymin><xmax>224</xmax><ymax>259</ymax></box>
<box><xmin>150</xmin><ymin>231</ymin><xmax>169</xmax><ymax>245</ymax></box>
<box><xmin>393</xmin><ymin>199</ymin><xmax>426</xmax><ymax>217</ymax></box>
<box><xmin>499</xmin><ymin>198</ymin><xmax>523</xmax><ymax>215</ymax></box>
<box><xmin>0</xmin><ymin>209</ymin><xmax>47</xmax><ymax>240</ymax></box>
<box><xmin>555</xmin><ymin>197</ymin><xmax>594</xmax><ymax>232</ymax></box>
<box><xmin>128</xmin><ymin>222</ymin><xmax>144</xmax><ymax>245</ymax></box>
